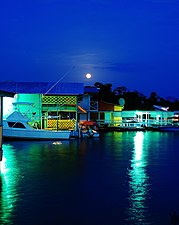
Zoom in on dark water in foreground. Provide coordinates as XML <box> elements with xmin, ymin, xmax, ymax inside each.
<box><xmin>1</xmin><ymin>131</ymin><xmax>179</xmax><ymax>225</ymax></box>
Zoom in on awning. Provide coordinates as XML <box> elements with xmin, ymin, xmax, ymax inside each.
<box><xmin>80</xmin><ymin>121</ymin><xmax>97</xmax><ymax>126</ymax></box>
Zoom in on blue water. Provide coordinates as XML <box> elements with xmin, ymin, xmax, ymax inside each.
<box><xmin>1</xmin><ymin>131</ymin><xmax>179</xmax><ymax>225</ymax></box>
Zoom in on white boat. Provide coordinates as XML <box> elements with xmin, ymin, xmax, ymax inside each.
<box><xmin>3</xmin><ymin>111</ymin><xmax>71</xmax><ymax>140</ymax></box>
<box><xmin>153</xmin><ymin>105</ymin><xmax>169</xmax><ymax>111</ymax></box>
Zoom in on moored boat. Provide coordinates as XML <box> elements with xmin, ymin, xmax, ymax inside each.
<box><xmin>3</xmin><ymin>111</ymin><xmax>71</xmax><ymax>140</ymax></box>
<box><xmin>81</xmin><ymin>130</ymin><xmax>100</xmax><ymax>138</ymax></box>
<box><xmin>79</xmin><ymin>120</ymin><xmax>100</xmax><ymax>138</ymax></box>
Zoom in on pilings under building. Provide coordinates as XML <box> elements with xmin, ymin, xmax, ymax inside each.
<box><xmin>0</xmin><ymin>90</ymin><xmax>15</xmax><ymax>164</ymax></box>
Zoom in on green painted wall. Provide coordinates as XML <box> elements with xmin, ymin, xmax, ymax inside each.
<box><xmin>15</xmin><ymin>94</ymin><xmax>42</xmax><ymax>123</ymax></box>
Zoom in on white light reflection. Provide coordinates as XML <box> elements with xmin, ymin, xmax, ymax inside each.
<box><xmin>0</xmin><ymin>144</ymin><xmax>21</xmax><ymax>225</ymax></box>
<box><xmin>126</xmin><ymin>132</ymin><xmax>149</xmax><ymax>225</ymax></box>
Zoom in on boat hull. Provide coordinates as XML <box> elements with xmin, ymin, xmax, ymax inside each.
<box><xmin>81</xmin><ymin>131</ymin><xmax>100</xmax><ymax>138</ymax></box>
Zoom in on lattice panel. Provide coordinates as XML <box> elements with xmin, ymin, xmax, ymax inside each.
<box><xmin>48</xmin><ymin>119</ymin><xmax>76</xmax><ymax>130</ymax></box>
<box><xmin>42</xmin><ymin>95</ymin><xmax>76</xmax><ymax>105</ymax></box>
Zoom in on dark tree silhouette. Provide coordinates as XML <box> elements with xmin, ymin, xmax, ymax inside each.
<box><xmin>93</xmin><ymin>82</ymin><xmax>179</xmax><ymax>110</ymax></box>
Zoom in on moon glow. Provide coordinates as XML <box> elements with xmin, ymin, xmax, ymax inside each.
<box><xmin>86</xmin><ymin>73</ymin><xmax>91</xmax><ymax>79</ymax></box>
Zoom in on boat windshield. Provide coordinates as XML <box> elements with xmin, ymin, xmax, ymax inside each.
<box><xmin>7</xmin><ymin>122</ymin><xmax>26</xmax><ymax>129</ymax></box>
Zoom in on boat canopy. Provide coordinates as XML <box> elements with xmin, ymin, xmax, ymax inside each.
<box><xmin>80</xmin><ymin>121</ymin><xmax>98</xmax><ymax>126</ymax></box>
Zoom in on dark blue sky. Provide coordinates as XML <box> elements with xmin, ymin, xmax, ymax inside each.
<box><xmin>0</xmin><ymin>0</ymin><xmax>179</xmax><ymax>98</ymax></box>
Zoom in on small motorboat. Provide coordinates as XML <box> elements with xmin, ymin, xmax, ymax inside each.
<box><xmin>82</xmin><ymin>129</ymin><xmax>100</xmax><ymax>138</ymax></box>
<box><xmin>79</xmin><ymin>120</ymin><xmax>100</xmax><ymax>138</ymax></box>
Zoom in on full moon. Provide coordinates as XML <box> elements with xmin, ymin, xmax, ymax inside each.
<box><xmin>86</xmin><ymin>73</ymin><xmax>91</xmax><ymax>79</ymax></box>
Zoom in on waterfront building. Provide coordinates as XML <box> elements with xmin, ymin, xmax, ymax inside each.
<box><xmin>78</xmin><ymin>86</ymin><xmax>123</xmax><ymax>127</ymax></box>
<box><xmin>121</xmin><ymin>110</ymin><xmax>174</xmax><ymax>127</ymax></box>
<box><xmin>0</xmin><ymin>82</ymin><xmax>83</xmax><ymax>131</ymax></box>
<box><xmin>0</xmin><ymin>82</ymin><xmax>176</xmax><ymax>131</ymax></box>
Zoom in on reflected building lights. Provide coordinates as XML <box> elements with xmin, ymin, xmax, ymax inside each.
<box><xmin>126</xmin><ymin>132</ymin><xmax>150</xmax><ymax>224</ymax></box>
<box><xmin>0</xmin><ymin>144</ymin><xmax>20</xmax><ymax>225</ymax></box>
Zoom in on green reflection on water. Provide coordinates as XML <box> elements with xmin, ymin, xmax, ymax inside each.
<box><xmin>126</xmin><ymin>132</ymin><xmax>149</xmax><ymax>224</ymax></box>
<box><xmin>0</xmin><ymin>144</ymin><xmax>22</xmax><ymax>225</ymax></box>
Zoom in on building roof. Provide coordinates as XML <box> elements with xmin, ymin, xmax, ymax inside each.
<box><xmin>0</xmin><ymin>82</ymin><xmax>84</xmax><ymax>95</ymax></box>
<box><xmin>0</xmin><ymin>89</ymin><xmax>15</xmax><ymax>97</ymax></box>
<box><xmin>84</xmin><ymin>86</ymin><xmax>99</xmax><ymax>93</ymax></box>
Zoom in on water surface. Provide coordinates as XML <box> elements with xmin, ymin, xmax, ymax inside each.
<box><xmin>1</xmin><ymin>131</ymin><xmax>179</xmax><ymax>225</ymax></box>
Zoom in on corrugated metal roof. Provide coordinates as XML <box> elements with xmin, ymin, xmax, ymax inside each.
<box><xmin>0</xmin><ymin>89</ymin><xmax>15</xmax><ymax>97</ymax></box>
<box><xmin>0</xmin><ymin>82</ymin><xmax>84</xmax><ymax>95</ymax></box>
<box><xmin>84</xmin><ymin>86</ymin><xmax>99</xmax><ymax>93</ymax></box>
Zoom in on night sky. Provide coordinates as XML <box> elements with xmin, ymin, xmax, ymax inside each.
<box><xmin>0</xmin><ymin>0</ymin><xmax>179</xmax><ymax>98</ymax></box>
